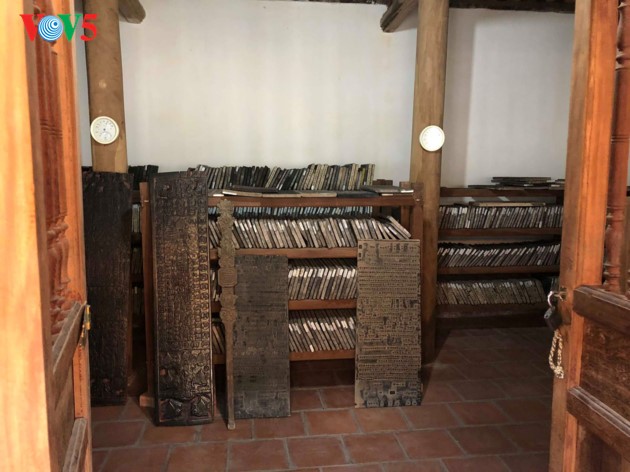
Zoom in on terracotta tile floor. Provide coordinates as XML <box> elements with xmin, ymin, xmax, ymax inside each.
<box><xmin>92</xmin><ymin>328</ymin><xmax>553</xmax><ymax>472</ymax></box>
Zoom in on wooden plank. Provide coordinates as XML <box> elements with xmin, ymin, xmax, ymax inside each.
<box><xmin>118</xmin><ymin>0</ymin><xmax>145</xmax><ymax>23</ymax></box>
<box><xmin>0</xmin><ymin>1</ymin><xmax>55</xmax><ymax>469</ymax></box>
<box><xmin>440</xmin><ymin>228</ymin><xmax>562</xmax><ymax>237</ymax></box>
<box><xmin>437</xmin><ymin>303</ymin><xmax>548</xmax><ymax>317</ymax></box>
<box><xmin>441</xmin><ymin>187</ymin><xmax>565</xmax><ymax>198</ymax></box>
<box><xmin>381</xmin><ymin>0</ymin><xmax>418</xmax><ymax>33</ymax></box>
<box><xmin>290</xmin><ymin>350</ymin><xmax>355</xmax><ymax>362</ymax></box>
<box><xmin>450</xmin><ymin>0</ymin><xmax>574</xmax><ymax>12</ymax></box>
<box><xmin>549</xmin><ymin>0</ymin><xmax>618</xmax><ymax>470</ymax></box>
<box><xmin>151</xmin><ymin>173</ymin><xmax>213</xmax><ymax>426</ymax></box>
<box><xmin>289</xmin><ymin>299</ymin><xmax>357</xmax><ymax>310</ymax></box>
<box><xmin>208</xmin><ymin>195</ymin><xmax>416</xmax><ymax>208</ymax></box>
<box><xmin>438</xmin><ymin>265</ymin><xmax>560</xmax><ymax>275</ymax></box>
<box><xmin>62</xmin><ymin>418</ymin><xmax>88</xmax><ymax>472</ymax></box>
<box><xmin>83</xmin><ymin>172</ymin><xmax>133</xmax><ymax>405</ymax></box>
<box><xmin>84</xmin><ymin>0</ymin><xmax>128</xmax><ymax>172</ymax></box>
<box><xmin>234</xmin><ymin>255</ymin><xmax>290</xmax><ymax>418</ymax></box>
<box><xmin>139</xmin><ymin>182</ymin><xmax>156</xmax><ymax>408</ymax></box>
<box><xmin>52</xmin><ymin>303</ymin><xmax>84</xmax><ymax>397</ymax></box>
<box><xmin>409</xmin><ymin>0</ymin><xmax>449</xmax><ymax>364</ymax></box>
<box><xmin>71</xmin><ymin>341</ymin><xmax>91</xmax><ymax>472</ymax></box>
<box><xmin>356</xmin><ymin>240</ymin><xmax>422</xmax><ymax>408</ymax></box>
<box><xmin>568</xmin><ymin>387</ymin><xmax>630</xmax><ymax>462</ymax></box>
<box><xmin>574</xmin><ymin>286</ymin><xmax>630</xmax><ymax>336</ymax></box>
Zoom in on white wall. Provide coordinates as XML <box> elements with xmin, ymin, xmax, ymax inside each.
<box><xmin>77</xmin><ymin>1</ymin><xmax>575</xmax><ymax>186</ymax></box>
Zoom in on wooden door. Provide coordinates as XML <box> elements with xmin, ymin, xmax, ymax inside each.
<box><xmin>0</xmin><ymin>0</ymin><xmax>92</xmax><ymax>470</ymax></box>
<box><xmin>549</xmin><ymin>0</ymin><xmax>630</xmax><ymax>471</ymax></box>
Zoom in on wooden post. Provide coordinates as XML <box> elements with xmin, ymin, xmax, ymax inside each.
<box><xmin>548</xmin><ymin>0</ymin><xmax>617</xmax><ymax>470</ymax></box>
<box><xmin>409</xmin><ymin>0</ymin><xmax>449</xmax><ymax>363</ymax></box>
<box><xmin>83</xmin><ymin>0</ymin><xmax>128</xmax><ymax>172</ymax></box>
<box><xmin>139</xmin><ymin>182</ymin><xmax>155</xmax><ymax>408</ymax></box>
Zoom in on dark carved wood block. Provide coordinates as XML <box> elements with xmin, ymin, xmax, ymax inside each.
<box><xmin>151</xmin><ymin>173</ymin><xmax>213</xmax><ymax>426</ymax></box>
<box><xmin>355</xmin><ymin>240</ymin><xmax>422</xmax><ymax>408</ymax></box>
<box><xmin>234</xmin><ymin>255</ymin><xmax>290</xmax><ymax>418</ymax></box>
<box><xmin>83</xmin><ymin>172</ymin><xmax>133</xmax><ymax>405</ymax></box>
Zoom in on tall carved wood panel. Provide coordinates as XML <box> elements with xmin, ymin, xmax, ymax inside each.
<box><xmin>83</xmin><ymin>172</ymin><xmax>133</xmax><ymax>405</ymax></box>
<box><xmin>355</xmin><ymin>240</ymin><xmax>422</xmax><ymax>408</ymax></box>
<box><xmin>34</xmin><ymin>0</ymin><xmax>73</xmax><ymax>343</ymax></box>
<box><xmin>234</xmin><ymin>255</ymin><xmax>290</xmax><ymax>419</ymax></box>
<box><xmin>151</xmin><ymin>173</ymin><xmax>213</xmax><ymax>426</ymax></box>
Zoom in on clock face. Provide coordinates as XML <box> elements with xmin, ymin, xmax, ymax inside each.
<box><xmin>419</xmin><ymin>125</ymin><xmax>445</xmax><ymax>152</ymax></box>
<box><xmin>90</xmin><ymin>116</ymin><xmax>120</xmax><ymax>145</ymax></box>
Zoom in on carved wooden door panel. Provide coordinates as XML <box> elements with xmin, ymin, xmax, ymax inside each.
<box><xmin>0</xmin><ymin>0</ymin><xmax>92</xmax><ymax>470</ymax></box>
<box><xmin>549</xmin><ymin>1</ymin><xmax>630</xmax><ymax>471</ymax></box>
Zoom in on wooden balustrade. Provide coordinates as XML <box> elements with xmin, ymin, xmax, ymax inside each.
<box><xmin>604</xmin><ymin>0</ymin><xmax>630</xmax><ymax>297</ymax></box>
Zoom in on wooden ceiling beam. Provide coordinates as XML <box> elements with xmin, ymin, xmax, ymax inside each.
<box><xmin>449</xmin><ymin>0</ymin><xmax>574</xmax><ymax>13</ymax></box>
<box><xmin>119</xmin><ymin>0</ymin><xmax>145</xmax><ymax>24</ymax></box>
<box><xmin>381</xmin><ymin>0</ymin><xmax>418</xmax><ymax>32</ymax></box>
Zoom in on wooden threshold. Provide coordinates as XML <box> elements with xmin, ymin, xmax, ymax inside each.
<box><xmin>439</xmin><ymin>228</ymin><xmax>562</xmax><ymax>237</ymax></box>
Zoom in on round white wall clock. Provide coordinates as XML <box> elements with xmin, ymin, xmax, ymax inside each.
<box><xmin>90</xmin><ymin>116</ymin><xmax>120</xmax><ymax>145</ymax></box>
<box><xmin>419</xmin><ymin>125</ymin><xmax>445</xmax><ymax>152</ymax></box>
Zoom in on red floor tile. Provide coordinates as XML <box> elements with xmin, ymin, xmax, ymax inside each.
<box><xmin>501</xmin><ymin>452</ymin><xmax>549</xmax><ymax>471</ymax></box>
<box><xmin>383</xmin><ymin>461</ymin><xmax>444</xmax><ymax>472</ymax></box>
<box><xmin>167</xmin><ymin>443</ymin><xmax>227</xmax><ymax>472</ymax></box>
<box><xmin>459</xmin><ymin>348</ymin><xmax>505</xmax><ymax>363</ymax></box>
<box><xmin>254</xmin><ymin>414</ymin><xmax>305</xmax><ymax>438</ymax></box>
<box><xmin>101</xmin><ymin>446</ymin><xmax>169</xmax><ymax>472</ymax></box>
<box><xmin>323</xmin><ymin>465</ymin><xmax>383</xmax><ymax>471</ymax></box>
<box><xmin>501</xmin><ymin>423</ymin><xmax>551</xmax><ymax>452</ymax></box>
<box><xmin>427</xmin><ymin>364</ymin><xmax>467</xmax><ymax>382</ymax></box>
<box><xmin>288</xmin><ymin>437</ymin><xmax>347</xmax><ymax>468</ymax></box>
<box><xmin>92</xmin><ymin>450</ymin><xmax>108</xmax><ymax>472</ymax></box>
<box><xmin>306</xmin><ymin>410</ymin><xmax>359</xmax><ymax>435</ymax></box>
<box><xmin>120</xmin><ymin>399</ymin><xmax>149</xmax><ymax>421</ymax></box>
<box><xmin>434</xmin><ymin>349</ymin><xmax>469</xmax><ymax>365</ymax></box>
<box><xmin>200</xmin><ymin>419</ymin><xmax>253</xmax><ymax>442</ymax></box>
<box><xmin>401</xmin><ymin>404</ymin><xmax>460</xmax><ymax>429</ymax></box>
<box><xmin>494</xmin><ymin>378</ymin><xmax>551</xmax><ymax>398</ymax></box>
<box><xmin>422</xmin><ymin>381</ymin><xmax>462</xmax><ymax>403</ymax></box>
<box><xmin>92</xmin><ymin>405</ymin><xmax>126</xmax><ymax>422</ymax></box>
<box><xmin>453</xmin><ymin>363</ymin><xmax>503</xmax><ymax>380</ymax></box>
<box><xmin>92</xmin><ymin>421</ymin><xmax>144</xmax><ymax>449</ymax></box>
<box><xmin>443</xmin><ymin>456</ymin><xmax>510</xmax><ymax>472</ymax></box>
<box><xmin>228</xmin><ymin>439</ymin><xmax>289</xmax><ymax>471</ymax></box>
<box><xmin>449</xmin><ymin>402</ymin><xmax>510</xmax><ymax>425</ymax></box>
<box><xmin>291</xmin><ymin>389</ymin><xmax>323</xmax><ymax>411</ymax></box>
<box><xmin>449</xmin><ymin>380</ymin><xmax>507</xmax><ymax>400</ymax></box>
<box><xmin>495</xmin><ymin>399</ymin><xmax>551</xmax><ymax>422</ymax></box>
<box><xmin>141</xmin><ymin>424</ymin><xmax>197</xmax><ymax>445</ymax></box>
<box><xmin>449</xmin><ymin>426</ymin><xmax>517</xmax><ymax>455</ymax></box>
<box><xmin>344</xmin><ymin>433</ymin><xmax>406</xmax><ymax>463</ymax></box>
<box><xmin>321</xmin><ymin>386</ymin><xmax>355</xmax><ymax>408</ymax></box>
<box><xmin>396</xmin><ymin>430</ymin><xmax>463</xmax><ymax>459</ymax></box>
<box><xmin>354</xmin><ymin>407</ymin><xmax>409</xmax><ymax>432</ymax></box>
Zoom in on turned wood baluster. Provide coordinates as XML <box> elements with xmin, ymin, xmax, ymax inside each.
<box><xmin>604</xmin><ymin>0</ymin><xmax>630</xmax><ymax>295</ymax></box>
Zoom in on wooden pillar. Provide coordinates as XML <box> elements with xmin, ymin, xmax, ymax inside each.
<box><xmin>409</xmin><ymin>0</ymin><xmax>449</xmax><ymax>363</ymax></box>
<box><xmin>547</xmin><ymin>0</ymin><xmax>617</xmax><ymax>470</ymax></box>
<box><xmin>83</xmin><ymin>0</ymin><xmax>128</xmax><ymax>172</ymax></box>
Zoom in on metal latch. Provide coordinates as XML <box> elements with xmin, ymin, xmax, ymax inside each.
<box><xmin>80</xmin><ymin>305</ymin><xmax>91</xmax><ymax>347</ymax></box>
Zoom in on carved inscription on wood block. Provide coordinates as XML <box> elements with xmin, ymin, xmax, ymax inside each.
<box><xmin>151</xmin><ymin>173</ymin><xmax>213</xmax><ymax>426</ymax></box>
<box><xmin>234</xmin><ymin>255</ymin><xmax>290</xmax><ymax>418</ymax></box>
<box><xmin>83</xmin><ymin>172</ymin><xmax>133</xmax><ymax>405</ymax></box>
<box><xmin>355</xmin><ymin>240</ymin><xmax>422</xmax><ymax>408</ymax></box>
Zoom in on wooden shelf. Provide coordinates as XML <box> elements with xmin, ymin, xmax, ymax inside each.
<box><xmin>212</xmin><ymin>350</ymin><xmax>355</xmax><ymax>365</ymax></box>
<box><xmin>438</xmin><ymin>265</ymin><xmax>560</xmax><ymax>275</ymax></box>
<box><xmin>440</xmin><ymin>187</ymin><xmax>564</xmax><ymax>198</ymax></box>
<box><xmin>437</xmin><ymin>303</ymin><xmax>547</xmax><ymax>329</ymax></box>
<box><xmin>208</xmin><ymin>195</ymin><xmax>417</xmax><ymax>208</ymax></box>
<box><xmin>212</xmin><ymin>299</ymin><xmax>357</xmax><ymax>313</ymax></box>
<box><xmin>439</xmin><ymin>228</ymin><xmax>562</xmax><ymax>238</ymax></box>
<box><xmin>209</xmin><ymin>247</ymin><xmax>358</xmax><ymax>261</ymax></box>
